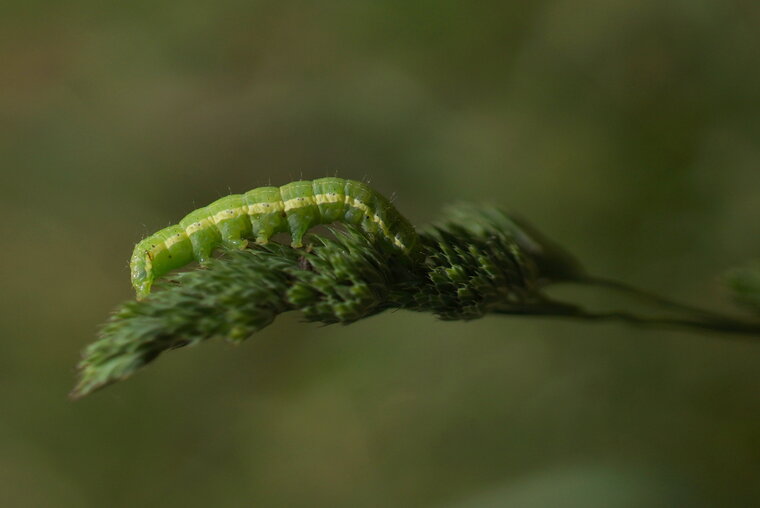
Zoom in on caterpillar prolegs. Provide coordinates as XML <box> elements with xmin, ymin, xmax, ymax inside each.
<box><xmin>130</xmin><ymin>178</ymin><xmax>419</xmax><ymax>299</ymax></box>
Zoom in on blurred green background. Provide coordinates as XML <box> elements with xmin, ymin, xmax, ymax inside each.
<box><xmin>2</xmin><ymin>1</ymin><xmax>759</xmax><ymax>506</ymax></box>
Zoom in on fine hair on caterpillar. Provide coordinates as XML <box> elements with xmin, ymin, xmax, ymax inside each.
<box><xmin>130</xmin><ymin>177</ymin><xmax>419</xmax><ymax>299</ymax></box>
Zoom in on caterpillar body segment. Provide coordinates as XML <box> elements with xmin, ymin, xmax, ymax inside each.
<box><xmin>130</xmin><ymin>178</ymin><xmax>418</xmax><ymax>299</ymax></box>
<box><xmin>280</xmin><ymin>180</ymin><xmax>321</xmax><ymax>248</ymax></box>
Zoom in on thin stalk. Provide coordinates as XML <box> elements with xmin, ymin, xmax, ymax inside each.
<box><xmin>575</xmin><ymin>275</ymin><xmax>736</xmax><ymax>322</ymax></box>
<box><xmin>493</xmin><ymin>297</ymin><xmax>760</xmax><ymax>338</ymax></box>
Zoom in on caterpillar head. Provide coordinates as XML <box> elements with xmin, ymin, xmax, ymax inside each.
<box><xmin>130</xmin><ymin>244</ymin><xmax>154</xmax><ymax>300</ymax></box>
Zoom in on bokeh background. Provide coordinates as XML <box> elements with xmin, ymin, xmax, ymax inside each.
<box><xmin>2</xmin><ymin>1</ymin><xmax>759</xmax><ymax>506</ymax></box>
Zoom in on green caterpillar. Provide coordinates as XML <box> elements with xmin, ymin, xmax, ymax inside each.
<box><xmin>130</xmin><ymin>177</ymin><xmax>419</xmax><ymax>299</ymax></box>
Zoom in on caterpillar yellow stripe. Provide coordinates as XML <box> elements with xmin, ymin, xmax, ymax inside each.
<box><xmin>130</xmin><ymin>178</ymin><xmax>419</xmax><ymax>299</ymax></box>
